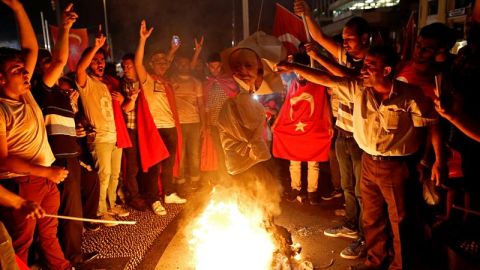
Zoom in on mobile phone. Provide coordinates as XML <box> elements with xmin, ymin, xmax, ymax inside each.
<box><xmin>172</xmin><ymin>35</ymin><xmax>181</xmax><ymax>46</ymax></box>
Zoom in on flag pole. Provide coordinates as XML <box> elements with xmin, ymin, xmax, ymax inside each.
<box><xmin>242</xmin><ymin>0</ymin><xmax>249</xmax><ymax>40</ymax></box>
<box><xmin>102</xmin><ymin>0</ymin><xmax>113</xmax><ymax>60</ymax></box>
<box><xmin>40</xmin><ymin>12</ymin><xmax>47</xmax><ymax>50</ymax></box>
<box><xmin>45</xmin><ymin>214</ymin><xmax>136</xmax><ymax>225</ymax></box>
<box><xmin>301</xmin><ymin>14</ymin><xmax>314</xmax><ymax>68</ymax></box>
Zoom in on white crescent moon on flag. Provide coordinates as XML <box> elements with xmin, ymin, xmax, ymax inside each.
<box><xmin>278</xmin><ymin>33</ymin><xmax>301</xmax><ymax>49</ymax></box>
<box><xmin>69</xmin><ymin>33</ymin><xmax>83</xmax><ymax>44</ymax></box>
<box><xmin>289</xmin><ymin>92</ymin><xmax>315</xmax><ymax>120</ymax></box>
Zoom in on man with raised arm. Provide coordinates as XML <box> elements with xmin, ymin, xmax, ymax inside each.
<box><xmin>277</xmin><ymin>45</ymin><xmax>440</xmax><ymax>270</ymax></box>
<box><xmin>135</xmin><ymin>20</ymin><xmax>186</xmax><ymax>216</ymax></box>
<box><xmin>76</xmin><ymin>28</ymin><xmax>130</xmax><ymax>224</ymax></box>
<box><xmin>0</xmin><ymin>0</ymin><xmax>70</xmax><ymax>268</ymax></box>
<box><xmin>294</xmin><ymin>0</ymin><xmax>371</xmax><ymax>259</ymax></box>
<box><xmin>32</xmin><ymin>4</ymin><xmax>98</xmax><ymax>266</ymax></box>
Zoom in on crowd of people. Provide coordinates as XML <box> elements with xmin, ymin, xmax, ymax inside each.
<box><xmin>0</xmin><ymin>0</ymin><xmax>480</xmax><ymax>269</ymax></box>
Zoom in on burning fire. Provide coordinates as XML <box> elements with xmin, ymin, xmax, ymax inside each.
<box><xmin>188</xmin><ymin>190</ymin><xmax>276</xmax><ymax>270</ymax></box>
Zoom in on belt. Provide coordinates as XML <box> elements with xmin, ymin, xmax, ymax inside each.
<box><xmin>336</xmin><ymin>127</ymin><xmax>354</xmax><ymax>138</ymax></box>
<box><xmin>365</xmin><ymin>153</ymin><xmax>409</xmax><ymax>161</ymax></box>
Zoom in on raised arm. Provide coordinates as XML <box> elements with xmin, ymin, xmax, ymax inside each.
<box><xmin>190</xmin><ymin>36</ymin><xmax>204</xmax><ymax>70</ymax></box>
<box><xmin>2</xmin><ymin>0</ymin><xmax>38</xmax><ymax>80</ymax></box>
<box><xmin>43</xmin><ymin>3</ymin><xmax>78</xmax><ymax>87</ymax></box>
<box><xmin>305</xmin><ymin>43</ymin><xmax>359</xmax><ymax>78</ymax></box>
<box><xmin>76</xmin><ymin>27</ymin><xmax>106</xmax><ymax>88</ymax></box>
<box><xmin>135</xmin><ymin>20</ymin><xmax>153</xmax><ymax>84</ymax></box>
<box><xmin>294</xmin><ymin>0</ymin><xmax>340</xmax><ymax>57</ymax></box>
<box><xmin>167</xmin><ymin>36</ymin><xmax>181</xmax><ymax>65</ymax></box>
<box><xmin>276</xmin><ymin>61</ymin><xmax>338</xmax><ymax>88</ymax></box>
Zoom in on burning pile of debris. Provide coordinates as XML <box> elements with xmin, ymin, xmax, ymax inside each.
<box><xmin>187</xmin><ymin>186</ymin><xmax>314</xmax><ymax>270</ymax></box>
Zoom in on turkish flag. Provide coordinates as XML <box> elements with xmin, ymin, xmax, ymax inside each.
<box><xmin>272</xmin><ymin>3</ymin><xmax>308</xmax><ymax>55</ymax></box>
<box><xmin>136</xmin><ymin>90</ymin><xmax>169</xmax><ymax>172</ymax></box>
<box><xmin>273</xmin><ymin>80</ymin><xmax>331</xmax><ymax>162</ymax></box>
<box><xmin>49</xmin><ymin>26</ymin><xmax>89</xmax><ymax>72</ymax></box>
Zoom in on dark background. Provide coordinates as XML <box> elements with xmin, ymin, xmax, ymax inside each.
<box><xmin>0</xmin><ymin>0</ymin><xmax>297</xmax><ymax>61</ymax></box>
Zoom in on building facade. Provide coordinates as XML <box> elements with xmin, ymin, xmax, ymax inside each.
<box><xmin>419</xmin><ymin>0</ymin><xmax>473</xmax><ymax>39</ymax></box>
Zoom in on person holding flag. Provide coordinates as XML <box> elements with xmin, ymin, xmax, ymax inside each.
<box><xmin>273</xmin><ymin>53</ymin><xmax>332</xmax><ymax>205</ymax></box>
<box><xmin>294</xmin><ymin>0</ymin><xmax>371</xmax><ymax>260</ymax></box>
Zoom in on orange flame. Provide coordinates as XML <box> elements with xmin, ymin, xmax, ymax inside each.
<box><xmin>188</xmin><ymin>192</ymin><xmax>276</xmax><ymax>270</ymax></box>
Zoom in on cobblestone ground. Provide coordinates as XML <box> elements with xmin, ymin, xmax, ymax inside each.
<box><xmin>81</xmin><ymin>204</ymin><xmax>183</xmax><ymax>270</ymax></box>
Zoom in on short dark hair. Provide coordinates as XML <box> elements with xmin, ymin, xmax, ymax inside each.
<box><xmin>420</xmin><ymin>23</ymin><xmax>457</xmax><ymax>51</ymax></box>
<box><xmin>121</xmin><ymin>53</ymin><xmax>135</xmax><ymax>62</ymax></box>
<box><xmin>207</xmin><ymin>52</ymin><xmax>221</xmax><ymax>63</ymax></box>
<box><xmin>80</xmin><ymin>47</ymin><xmax>107</xmax><ymax>60</ymax></box>
<box><xmin>38</xmin><ymin>49</ymin><xmax>52</xmax><ymax>64</ymax></box>
<box><xmin>367</xmin><ymin>45</ymin><xmax>398</xmax><ymax>77</ymax></box>
<box><xmin>150</xmin><ymin>49</ymin><xmax>167</xmax><ymax>58</ymax></box>
<box><xmin>58</xmin><ymin>76</ymin><xmax>76</xmax><ymax>90</ymax></box>
<box><xmin>345</xmin><ymin>16</ymin><xmax>371</xmax><ymax>38</ymax></box>
<box><xmin>0</xmin><ymin>47</ymin><xmax>23</xmax><ymax>73</ymax></box>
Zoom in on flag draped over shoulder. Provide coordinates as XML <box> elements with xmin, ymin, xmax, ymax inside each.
<box><xmin>136</xmin><ymin>90</ymin><xmax>169</xmax><ymax>172</ymax></box>
<box><xmin>272</xmin><ymin>3</ymin><xmax>308</xmax><ymax>55</ymax></box>
<box><xmin>103</xmin><ymin>75</ymin><xmax>132</xmax><ymax>149</ymax></box>
<box><xmin>273</xmin><ymin>80</ymin><xmax>331</xmax><ymax>162</ymax></box>
<box><xmin>151</xmin><ymin>75</ymin><xmax>183</xmax><ymax>177</ymax></box>
<box><xmin>49</xmin><ymin>26</ymin><xmax>88</xmax><ymax>72</ymax></box>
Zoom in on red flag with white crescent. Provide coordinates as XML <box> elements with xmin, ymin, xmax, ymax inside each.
<box><xmin>49</xmin><ymin>26</ymin><xmax>89</xmax><ymax>72</ymax></box>
<box><xmin>272</xmin><ymin>3</ymin><xmax>308</xmax><ymax>55</ymax></box>
<box><xmin>273</xmin><ymin>80</ymin><xmax>331</xmax><ymax>162</ymax></box>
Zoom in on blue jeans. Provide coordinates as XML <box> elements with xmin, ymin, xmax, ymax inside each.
<box><xmin>336</xmin><ymin>134</ymin><xmax>363</xmax><ymax>235</ymax></box>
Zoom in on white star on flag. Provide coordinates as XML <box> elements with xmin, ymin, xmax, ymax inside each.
<box><xmin>295</xmin><ymin>121</ymin><xmax>307</xmax><ymax>132</ymax></box>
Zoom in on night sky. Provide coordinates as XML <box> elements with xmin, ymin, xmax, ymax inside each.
<box><xmin>0</xmin><ymin>0</ymin><xmax>295</xmax><ymax>61</ymax></box>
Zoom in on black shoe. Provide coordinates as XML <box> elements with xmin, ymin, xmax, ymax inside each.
<box><xmin>308</xmin><ymin>192</ymin><xmax>320</xmax><ymax>205</ymax></box>
<box><xmin>128</xmin><ymin>198</ymin><xmax>147</xmax><ymax>211</ymax></box>
<box><xmin>341</xmin><ymin>238</ymin><xmax>366</xmax><ymax>259</ymax></box>
<box><xmin>286</xmin><ymin>188</ymin><xmax>301</xmax><ymax>202</ymax></box>
<box><xmin>321</xmin><ymin>189</ymin><xmax>342</xmax><ymax>201</ymax></box>
<box><xmin>84</xmin><ymin>222</ymin><xmax>101</xmax><ymax>232</ymax></box>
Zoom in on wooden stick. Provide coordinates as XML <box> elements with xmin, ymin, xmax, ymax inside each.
<box><xmin>44</xmin><ymin>214</ymin><xmax>136</xmax><ymax>225</ymax></box>
<box><xmin>300</xmin><ymin>14</ymin><xmax>314</xmax><ymax>68</ymax></box>
<box><xmin>452</xmin><ymin>205</ymin><xmax>480</xmax><ymax>217</ymax></box>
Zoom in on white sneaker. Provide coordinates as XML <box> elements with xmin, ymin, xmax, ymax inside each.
<box><xmin>151</xmin><ymin>201</ymin><xmax>167</xmax><ymax>216</ymax></box>
<box><xmin>164</xmin><ymin>193</ymin><xmax>187</xmax><ymax>204</ymax></box>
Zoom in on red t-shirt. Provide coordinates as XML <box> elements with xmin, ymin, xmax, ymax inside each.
<box><xmin>396</xmin><ymin>62</ymin><xmax>436</xmax><ymax>100</ymax></box>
